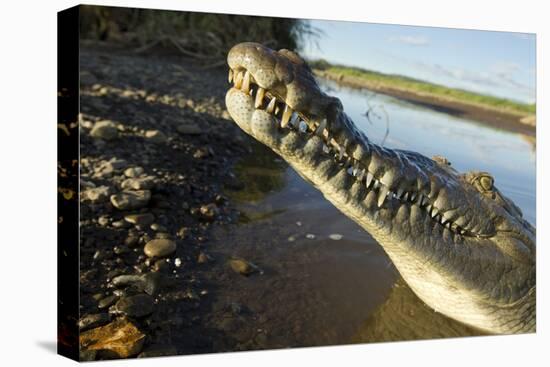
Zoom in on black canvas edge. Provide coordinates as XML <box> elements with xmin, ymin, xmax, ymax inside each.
<box><xmin>57</xmin><ymin>4</ymin><xmax>80</xmax><ymax>362</ymax></box>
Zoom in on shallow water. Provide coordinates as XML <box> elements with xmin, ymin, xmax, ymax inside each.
<box><xmin>212</xmin><ymin>79</ymin><xmax>535</xmax><ymax>349</ymax></box>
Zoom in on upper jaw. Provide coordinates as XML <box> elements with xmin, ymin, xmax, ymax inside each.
<box><xmin>225</xmin><ymin>43</ymin><xmax>498</xmax><ymax>241</ymax></box>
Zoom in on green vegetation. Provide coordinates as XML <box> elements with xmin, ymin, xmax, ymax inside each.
<box><xmin>79</xmin><ymin>5</ymin><xmax>318</xmax><ymax>66</ymax></box>
<box><xmin>311</xmin><ymin>60</ymin><xmax>535</xmax><ymax>116</ymax></box>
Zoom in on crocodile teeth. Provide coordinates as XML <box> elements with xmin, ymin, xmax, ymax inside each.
<box><xmin>228</xmin><ymin>69</ymin><xmax>234</xmax><ymax>83</ymax></box>
<box><xmin>396</xmin><ymin>188</ymin><xmax>404</xmax><ymax>199</ymax></box>
<box><xmin>420</xmin><ymin>194</ymin><xmax>429</xmax><ymax>206</ymax></box>
<box><xmin>431</xmin><ymin>208</ymin><xmax>439</xmax><ymax>218</ymax></box>
<box><xmin>403</xmin><ymin>192</ymin><xmax>410</xmax><ymax>201</ymax></box>
<box><xmin>266</xmin><ymin>97</ymin><xmax>276</xmax><ymax>114</ymax></box>
<box><xmin>235</xmin><ymin>71</ymin><xmax>244</xmax><ymax>89</ymax></box>
<box><xmin>255</xmin><ymin>87</ymin><xmax>265</xmax><ymax>108</ymax></box>
<box><xmin>378</xmin><ymin>186</ymin><xmax>389</xmax><ymax>207</ymax></box>
<box><xmin>315</xmin><ymin>118</ymin><xmax>327</xmax><ymax>137</ymax></box>
<box><xmin>339</xmin><ymin>146</ymin><xmax>345</xmax><ymax>160</ymax></box>
<box><xmin>281</xmin><ymin>105</ymin><xmax>293</xmax><ymax>127</ymax></box>
<box><xmin>366</xmin><ymin>172</ymin><xmax>374</xmax><ymax>188</ymax></box>
<box><xmin>357</xmin><ymin>168</ymin><xmax>365</xmax><ymax>181</ymax></box>
<box><xmin>410</xmin><ymin>192</ymin><xmax>417</xmax><ymax>202</ymax></box>
<box><xmin>242</xmin><ymin>71</ymin><xmax>251</xmax><ymax>93</ymax></box>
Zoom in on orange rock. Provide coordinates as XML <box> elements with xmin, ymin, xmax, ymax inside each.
<box><xmin>79</xmin><ymin>317</ymin><xmax>145</xmax><ymax>359</ymax></box>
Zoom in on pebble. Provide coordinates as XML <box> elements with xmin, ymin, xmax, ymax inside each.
<box><xmin>111</xmin><ymin>272</ymin><xmax>161</xmax><ymax>295</ymax></box>
<box><xmin>329</xmin><ymin>233</ymin><xmax>343</xmax><ymax>241</ymax></box>
<box><xmin>145</xmin><ymin>130</ymin><xmax>167</xmax><ymax>144</ymax></box>
<box><xmin>112</xmin><ymin>294</ymin><xmax>154</xmax><ymax>318</ymax></box>
<box><xmin>124</xmin><ymin>166</ymin><xmax>144</xmax><ymax>178</ymax></box>
<box><xmin>199</xmin><ymin>203</ymin><xmax>219</xmax><ymax>221</ymax></box>
<box><xmin>78</xmin><ymin>313</ymin><xmax>111</xmax><ymax>332</ymax></box>
<box><xmin>124</xmin><ymin>213</ymin><xmax>155</xmax><ymax>226</ymax></box>
<box><xmin>79</xmin><ymin>318</ymin><xmax>146</xmax><ymax>358</ymax></box>
<box><xmin>94</xmin><ymin>158</ymin><xmax>128</xmax><ymax>178</ymax></box>
<box><xmin>193</xmin><ymin>148</ymin><xmax>209</xmax><ymax>159</ymax></box>
<box><xmin>174</xmin><ymin>258</ymin><xmax>182</xmax><ymax>267</ymax></box>
<box><xmin>144</xmin><ymin>239</ymin><xmax>177</xmax><ymax>258</ymax></box>
<box><xmin>228</xmin><ymin>258</ymin><xmax>259</xmax><ymax>276</ymax></box>
<box><xmin>82</xmin><ymin>186</ymin><xmax>112</xmax><ymax>203</ymax></box>
<box><xmin>197</xmin><ymin>252</ymin><xmax>210</xmax><ymax>264</ymax></box>
<box><xmin>124</xmin><ymin>234</ymin><xmax>139</xmax><ymax>248</ymax></box>
<box><xmin>110</xmin><ymin>190</ymin><xmax>151</xmax><ymax>210</ymax></box>
<box><xmin>150</xmin><ymin>223</ymin><xmax>167</xmax><ymax>232</ymax></box>
<box><xmin>306</xmin><ymin>233</ymin><xmax>316</xmax><ymax>239</ymax></box>
<box><xmin>121</xmin><ymin>176</ymin><xmax>155</xmax><ymax>190</ymax></box>
<box><xmin>90</xmin><ymin>120</ymin><xmax>118</xmax><ymax>140</ymax></box>
<box><xmin>97</xmin><ymin>216</ymin><xmax>110</xmax><ymax>226</ymax></box>
<box><xmin>97</xmin><ymin>295</ymin><xmax>119</xmax><ymax>309</ymax></box>
<box><xmin>111</xmin><ymin>220</ymin><xmax>129</xmax><ymax>228</ymax></box>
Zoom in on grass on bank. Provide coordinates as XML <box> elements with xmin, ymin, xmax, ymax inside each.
<box><xmin>311</xmin><ymin>60</ymin><xmax>535</xmax><ymax>117</ymax></box>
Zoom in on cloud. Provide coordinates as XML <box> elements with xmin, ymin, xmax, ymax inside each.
<box><xmin>388</xmin><ymin>35</ymin><xmax>429</xmax><ymax>46</ymax></box>
<box><xmin>411</xmin><ymin>60</ymin><xmax>535</xmax><ymax>102</ymax></box>
<box><xmin>512</xmin><ymin>33</ymin><xmax>535</xmax><ymax>40</ymax></box>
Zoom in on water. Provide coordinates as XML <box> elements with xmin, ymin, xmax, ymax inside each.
<box><xmin>210</xmin><ymin>79</ymin><xmax>536</xmax><ymax>349</ymax></box>
<box><xmin>320</xmin><ymin>79</ymin><xmax>536</xmax><ymax>224</ymax></box>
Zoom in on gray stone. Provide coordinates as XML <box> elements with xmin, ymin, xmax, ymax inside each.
<box><xmin>124</xmin><ymin>213</ymin><xmax>154</xmax><ymax>226</ymax></box>
<box><xmin>79</xmin><ymin>313</ymin><xmax>111</xmax><ymax>332</ymax></box>
<box><xmin>121</xmin><ymin>176</ymin><xmax>155</xmax><ymax>190</ymax></box>
<box><xmin>110</xmin><ymin>190</ymin><xmax>151</xmax><ymax>210</ymax></box>
<box><xmin>97</xmin><ymin>295</ymin><xmax>119</xmax><ymax>309</ymax></box>
<box><xmin>90</xmin><ymin>120</ymin><xmax>118</xmax><ymax>140</ymax></box>
<box><xmin>144</xmin><ymin>130</ymin><xmax>167</xmax><ymax>144</ymax></box>
<box><xmin>112</xmin><ymin>294</ymin><xmax>154</xmax><ymax>318</ymax></box>
<box><xmin>111</xmin><ymin>272</ymin><xmax>161</xmax><ymax>295</ymax></box>
<box><xmin>144</xmin><ymin>239</ymin><xmax>176</xmax><ymax>258</ymax></box>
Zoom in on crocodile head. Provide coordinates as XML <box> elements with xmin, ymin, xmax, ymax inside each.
<box><xmin>225</xmin><ymin>42</ymin><xmax>536</xmax><ymax>334</ymax></box>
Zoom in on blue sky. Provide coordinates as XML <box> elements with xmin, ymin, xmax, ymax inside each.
<box><xmin>302</xmin><ymin>20</ymin><xmax>536</xmax><ymax>104</ymax></box>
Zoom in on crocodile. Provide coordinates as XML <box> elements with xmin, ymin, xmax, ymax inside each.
<box><xmin>224</xmin><ymin>42</ymin><xmax>536</xmax><ymax>334</ymax></box>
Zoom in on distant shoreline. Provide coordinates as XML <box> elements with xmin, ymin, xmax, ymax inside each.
<box><xmin>314</xmin><ymin>69</ymin><xmax>536</xmax><ymax>137</ymax></box>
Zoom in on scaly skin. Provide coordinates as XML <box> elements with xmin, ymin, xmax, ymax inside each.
<box><xmin>225</xmin><ymin>42</ymin><xmax>536</xmax><ymax>334</ymax></box>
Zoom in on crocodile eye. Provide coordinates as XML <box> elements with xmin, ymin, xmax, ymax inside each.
<box><xmin>480</xmin><ymin>175</ymin><xmax>494</xmax><ymax>191</ymax></box>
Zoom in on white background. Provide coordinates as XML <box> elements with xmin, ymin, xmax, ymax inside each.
<box><xmin>0</xmin><ymin>0</ymin><xmax>547</xmax><ymax>365</ymax></box>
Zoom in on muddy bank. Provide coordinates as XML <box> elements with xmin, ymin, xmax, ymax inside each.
<box><xmin>315</xmin><ymin>70</ymin><xmax>536</xmax><ymax>136</ymax></box>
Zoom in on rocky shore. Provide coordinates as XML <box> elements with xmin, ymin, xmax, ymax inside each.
<box><xmin>78</xmin><ymin>43</ymin><xmax>254</xmax><ymax>359</ymax></box>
